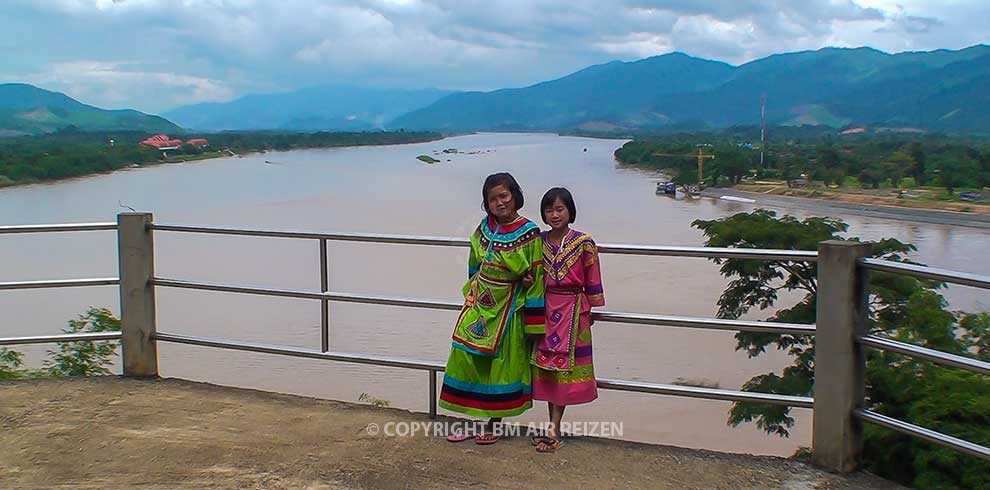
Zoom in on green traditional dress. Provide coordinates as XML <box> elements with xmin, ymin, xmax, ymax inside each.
<box><xmin>439</xmin><ymin>215</ymin><xmax>546</xmax><ymax>418</ymax></box>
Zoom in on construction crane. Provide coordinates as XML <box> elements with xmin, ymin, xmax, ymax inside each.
<box><xmin>651</xmin><ymin>146</ymin><xmax>716</xmax><ymax>184</ymax></box>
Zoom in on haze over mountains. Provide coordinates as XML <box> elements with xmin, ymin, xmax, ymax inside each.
<box><xmin>161</xmin><ymin>85</ymin><xmax>454</xmax><ymax>131</ymax></box>
<box><xmin>3</xmin><ymin>45</ymin><xmax>989</xmax><ymax>136</ymax></box>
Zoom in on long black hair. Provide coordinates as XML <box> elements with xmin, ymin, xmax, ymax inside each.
<box><xmin>540</xmin><ymin>187</ymin><xmax>576</xmax><ymax>224</ymax></box>
<box><xmin>482</xmin><ymin>172</ymin><xmax>524</xmax><ymax>214</ymax></box>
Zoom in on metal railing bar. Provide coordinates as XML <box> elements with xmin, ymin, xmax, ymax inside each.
<box><xmin>0</xmin><ymin>331</ymin><xmax>122</xmax><ymax>346</ymax></box>
<box><xmin>153</xmin><ymin>278</ymin><xmax>814</xmax><ymax>335</ymax></box>
<box><xmin>151</xmin><ymin>223</ymin><xmax>819</xmax><ymax>261</ymax></box>
<box><xmin>597</xmin><ymin>378</ymin><xmax>814</xmax><ymax>408</ymax></box>
<box><xmin>597</xmin><ymin>243</ymin><xmax>819</xmax><ymax>261</ymax></box>
<box><xmin>153</xmin><ymin>332</ymin><xmax>811</xmax><ymax>408</ymax></box>
<box><xmin>151</xmin><ymin>224</ymin><xmax>471</xmax><ymax>247</ymax></box>
<box><xmin>860</xmin><ymin>258</ymin><xmax>990</xmax><ymax>290</ymax></box>
<box><xmin>856</xmin><ymin>409</ymin><xmax>990</xmax><ymax>461</ymax></box>
<box><xmin>594</xmin><ymin>311</ymin><xmax>815</xmax><ymax>336</ymax></box>
<box><xmin>154</xmin><ymin>332</ymin><xmax>444</xmax><ymax>371</ymax></box>
<box><xmin>0</xmin><ymin>222</ymin><xmax>117</xmax><ymax>234</ymax></box>
<box><xmin>0</xmin><ymin>278</ymin><xmax>120</xmax><ymax>290</ymax></box>
<box><xmin>859</xmin><ymin>335</ymin><xmax>990</xmax><ymax>376</ymax></box>
<box><xmin>152</xmin><ymin>278</ymin><xmax>464</xmax><ymax>310</ymax></box>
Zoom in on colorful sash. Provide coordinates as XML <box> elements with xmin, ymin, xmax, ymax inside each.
<box><xmin>532</xmin><ymin>290</ymin><xmax>581</xmax><ymax>371</ymax></box>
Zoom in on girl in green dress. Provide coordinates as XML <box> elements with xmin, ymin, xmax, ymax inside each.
<box><xmin>441</xmin><ymin>172</ymin><xmax>546</xmax><ymax>445</ymax></box>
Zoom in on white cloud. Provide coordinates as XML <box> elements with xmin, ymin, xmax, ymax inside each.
<box><xmin>24</xmin><ymin>61</ymin><xmax>234</xmax><ymax>113</ymax></box>
<box><xmin>1</xmin><ymin>0</ymin><xmax>985</xmax><ymax>111</ymax></box>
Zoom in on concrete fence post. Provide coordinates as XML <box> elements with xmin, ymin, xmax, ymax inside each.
<box><xmin>118</xmin><ymin>212</ymin><xmax>158</xmax><ymax>377</ymax></box>
<box><xmin>812</xmin><ymin>240</ymin><xmax>871</xmax><ymax>472</ymax></box>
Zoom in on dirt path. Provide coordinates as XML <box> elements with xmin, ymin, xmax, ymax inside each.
<box><xmin>1</xmin><ymin>377</ymin><xmax>904</xmax><ymax>490</ymax></box>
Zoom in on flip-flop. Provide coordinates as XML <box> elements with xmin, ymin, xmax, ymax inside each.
<box><xmin>530</xmin><ymin>435</ymin><xmax>552</xmax><ymax>446</ymax></box>
<box><xmin>535</xmin><ymin>438</ymin><xmax>562</xmax><ymax>453</ymax></box>
<box><xmin>446</xmin><ymin>432</ymin><xmax>473</xmax><ymax>443</ymax></box>
<box><xmin>474</xmin><ymin>433</ymin><xmax>500</xmax><ymax>445</ymax></box>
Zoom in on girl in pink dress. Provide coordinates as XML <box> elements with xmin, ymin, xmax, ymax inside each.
<box><xmin>531</xmin><ymin>187</ymin><xmax>605</xmax><ymax>453</ymax></box>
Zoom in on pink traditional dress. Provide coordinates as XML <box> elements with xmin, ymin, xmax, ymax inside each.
<box><xmin>531</xmin><ymin>229</ymin><xmax>605</xmax><ymax>406</ymax></box>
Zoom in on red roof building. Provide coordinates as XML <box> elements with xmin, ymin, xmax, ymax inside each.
<box><xmin>140</xmin><ymin>134</ymin><xmax>183</xmax><ymax>150</ymax></box>
<box><xmin>185</xmin><ymin>138</ymin><xmax>209</xmax><ymax>147</ymax></box>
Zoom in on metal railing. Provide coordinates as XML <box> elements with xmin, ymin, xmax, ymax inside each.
<box><xmin>147</xmin><ymin>222</ymin><xmax>817</xmax><ymax>422</ymax></box>
<box><xmin>1</xmin><ymin>216</ymin><xmax>988</xmax><ymax>473</ymax></box>
<box><xmin>852</xmin><ymin>256</ymin><xmax>990</xmax><ymax>463</ymax></box>
<box><xmin>0</xmin><ymin>224</ymin><xmax>123</xmax><ymax>352</ymax></box>
<box><xmin>0</xmin><ymin>223</ymin><xmax>120</xmax><ymax>291</ymax></box>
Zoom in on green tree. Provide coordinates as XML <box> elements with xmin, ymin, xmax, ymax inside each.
<box><xmin>825</xmin><ymin>167</ymin><xmax>847</xmax><ymax>187</ymax></box>
<box><xmin>937</xmin><ymin>157</ymin><xmax>979</xmax><ymax>194</ymax></box>
<box><xmin>882</xmin><ymin>151</ymin><xmax>914</xmax><ymax>188</ymax></box>
<box><xmin>782</xmin><ymin>155</ymin><xmax>808</xmax><ymax>181</ymax></box>
<box><xmin>673</xmin><ymin>167</ymin><xmax>699</xmax><ymax>186</ymax></box>
<box><xmin>858</xmin><ymin>164</ymin><xmax>882</xmax><ymax>189</ymax></box>
<box><xmin>692</xmin><ymin>210</ymin><xmax>990</xmax><ymax>489</ymax></box>
<box><xmin>0</xmin><ymin>348</ymin><xmax>25</xmax><ymax>379</ymax></box>
<box><xmin>907</xmin><ymin>142</ymin><xmax>927</xmax><ymax>185</ymax></box>
<box><xmin>818</xmin><ymin>143</ymin><xmax>841</xmax><ymax>169</ymax></box>
<box><xmin>714</xmin><ymin>147</ymin><xmax>750</xmax><ymax>185</ymax></box>
<box><xmin>43</xmin><ymin>307</ymin><xmax>121</xmax><ymax>377</ymax></box>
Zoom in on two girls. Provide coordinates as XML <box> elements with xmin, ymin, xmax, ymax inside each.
<box><xmin>440</xmin><ymin>174</ymin><xmax>603</xmax><ymax>452</ymax></box>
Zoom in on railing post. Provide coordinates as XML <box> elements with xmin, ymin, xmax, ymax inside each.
<box><xmin>429</xmin><ymin>369</ymin><xmax>437</xmax><ymax>419</ymax></box>
<box><xmin>320</xmin><ymin>238</ymin><xmax>329</xmax><ymax>352</ymax></box>
<box><xmin>118</xmin><ymin>213</ymin><xmax>158</xmax><ymax>377</ymax></box>
<box><xmin>812</xmin><ymin>240</ymin><xmax>871</xmax><ymax>472</ymax></box>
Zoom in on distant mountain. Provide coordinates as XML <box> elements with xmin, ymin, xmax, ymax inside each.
<box><xmin>162</xmin><ymin>85</ymin><xmax>455</xmax><ymax>131</ymax></box>
<box><xmin>0</xmin><ymin>83</ymin><xmax>182</xmax><ymax>136</ymax></box>
<box><xmin>389</xmin><ymin>45</ymin><xmax>990</xmax><ymax>133</ymax></box>
<box><xmin>390</xmin><ymin>53</ymin><xmax>734</xmax><ymax>131</ymax></box>
<box><xmin>826</xmin><ymin>49</ymin><xmax>990</xmax><ymax>132</ymax></box>
<box><xmin>651</xmin><ymin>45</ymin><xmax>990</xmax><ymax>130</ymax></box>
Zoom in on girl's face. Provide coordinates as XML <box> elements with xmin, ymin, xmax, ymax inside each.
<box><xmin>543</xmin><ymin>197</ymin><xmax>570</xmax><ymax>231</ymax></box>
<box><xmin>487</xmin><ymin>184</ymin><xmax>517</xmax><ymax>222</ymax></box>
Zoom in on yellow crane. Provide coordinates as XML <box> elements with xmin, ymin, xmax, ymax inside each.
<box><xmin>651</xmin><ymin>147</ymin><xmax>716</xmax><ymax>184</ymax></box>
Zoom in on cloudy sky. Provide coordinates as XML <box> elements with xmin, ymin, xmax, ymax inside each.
<box><xmin>3</xmin><ymin>0</ymin><xmax>986</xmax><ymax>114</ymax></box>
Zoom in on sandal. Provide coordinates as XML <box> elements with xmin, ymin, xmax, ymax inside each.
<box><xmin>446</xmin><ymin>431</ymin><xmax>473</xmax><ymax>443</ymax></box>
<box><xmin>531</xmin><ymin>435</ymin><xmax>553</xmax><ymax>446</ymax></box>
<box><xmin>535</xmin><ymin>438</ymin><xmax>562</xmax><ymax>453</ymax></box>
<box><xmin>474</xmin><ymin>433</ymin><xmax>501</xmax><ymax>445</ymax></box>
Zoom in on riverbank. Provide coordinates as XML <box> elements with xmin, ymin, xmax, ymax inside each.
<box><xmin>705</xmin><ymin>186</ymin><xmax>990</xmax><ymax>229</ymax></box>
<box><xmin>737</xmin><ymin>182</ymin><xmax>990</xmax><ymax>214</ymax></box>
<box><xmin>0</xmin><ymin>131</ymin><xmax>444</xmax><ymax>190</ymax></box>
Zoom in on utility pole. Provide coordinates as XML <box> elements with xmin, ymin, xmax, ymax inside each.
<box><xmin>760</xmin><ymin>93</ymin><xmax>767</xmax><ymax>169</ymax></box>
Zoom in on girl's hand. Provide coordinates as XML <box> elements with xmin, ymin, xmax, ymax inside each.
<box><xmin>521</xmin><ymin>271</ymin><xmax>533</xmax><ymax>287</ymax></box>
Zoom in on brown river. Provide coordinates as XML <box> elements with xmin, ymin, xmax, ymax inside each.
<box><xmin>2</xmin><ymin>133</ymin><xmax>988</xmax><ymax>456</ymax></box>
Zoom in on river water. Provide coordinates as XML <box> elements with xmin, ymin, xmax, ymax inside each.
<box><xmin>2</xmin><ymin>133</ymin><xmax>987</xmax><ymax>456</ymax></box>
